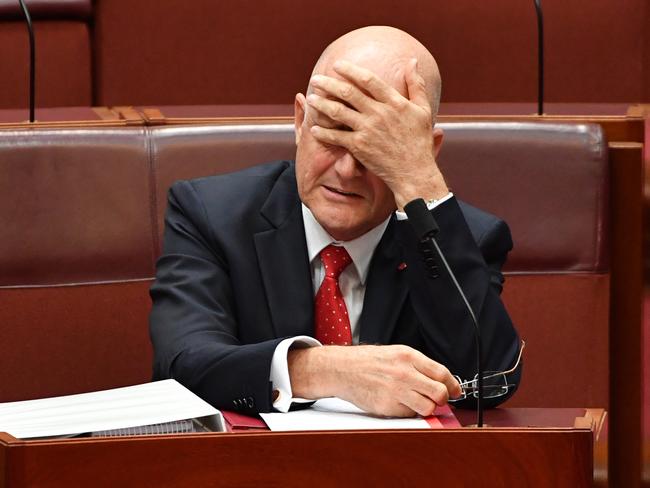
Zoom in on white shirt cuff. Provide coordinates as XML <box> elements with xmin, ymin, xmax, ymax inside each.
<box><xmin>270</xmin><ymin>336</ymin><xmax>321</xmax><ymax>412</ymax></box>
<box><xmin>395</xmin><ymin>192</ymin><xmax>454</xmax><ymax>221</ymax></box>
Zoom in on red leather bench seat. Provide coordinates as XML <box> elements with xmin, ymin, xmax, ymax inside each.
<box><xmin>0</xmin><ymin>127</ymin><xmax>154</xmax><ymax>400</ymax></box>
<box><xmin>0</xmin><ymin>122</ymin><xmax>609</xmax><ymax>412</ymax></box>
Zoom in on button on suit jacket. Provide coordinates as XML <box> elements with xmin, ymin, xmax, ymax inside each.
<box><xmin>150</xmin><ymin>161</ymin><xmax>521</xmax><ymax>414</ymax></box>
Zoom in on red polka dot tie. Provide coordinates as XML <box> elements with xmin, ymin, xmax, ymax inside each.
<box><xmin>314</xmin><ymin>244</ymin><xmax>353</xmax><ymax>346</ymax></box>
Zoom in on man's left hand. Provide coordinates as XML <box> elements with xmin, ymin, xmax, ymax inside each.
<box><xmin>306</xmin><ymin>58</ymin><xmax>448</xmax><ymax>209</ymax></box>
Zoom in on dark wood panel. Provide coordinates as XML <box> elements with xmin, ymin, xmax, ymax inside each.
<box><xmin>1</xmin><ymin>426</ymin><xmax>593</xmax><ymax>487</ymax></box>
<box><xmin>609</xmin><ymin>143</ymin><xmax>645</xmax><ymax>488</ymax></box>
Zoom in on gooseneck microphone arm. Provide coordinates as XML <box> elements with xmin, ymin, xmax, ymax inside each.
<box><xmin>534</xmin><ymin>0</ymin><xmax>544</xmax><ymax>116</ymax></box>
<box><xmin>18</xmin><ymin>0</ymin><xmax>35</xmax><ymax>123</ymax></box>
<box><xmin>404</xmin><ymin>198</ymin><xmax>484</xmax><ymax>427</ymax></box>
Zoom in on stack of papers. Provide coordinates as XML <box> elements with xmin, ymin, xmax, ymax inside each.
<box><xmin>260</xmin><ymin>397</ymin><xmax>436</xmax><ymax>431</ymax></box>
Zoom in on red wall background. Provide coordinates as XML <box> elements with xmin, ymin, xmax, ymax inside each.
<box><xmin>0</xmin><ymin>1</ymin><xmax>648</xmax><ymax>108</ymax></box>
<box><xmin>92</xmin><ymin>0</ymin><xmax>650</xmax><ymax>106</ymax></box>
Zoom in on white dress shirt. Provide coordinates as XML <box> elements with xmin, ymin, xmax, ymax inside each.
<box><xmin>271</xmin><ymin>194</ymin><xmax>453</xmax><ymax>412</ymax></box>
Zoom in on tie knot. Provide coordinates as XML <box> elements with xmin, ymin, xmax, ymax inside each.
<box><xmin>320</xmin><ymin>244</ymin><xmax>352</xmax><ymax>280</ymax></box>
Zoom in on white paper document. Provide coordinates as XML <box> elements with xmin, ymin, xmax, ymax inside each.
<box><xmin>260</xmin><ymin>397</ymin><xmax>431</xmax><ymax>431</ymax></box>
<box><xmin>0</xmin><ymin>379</ymin><xmax>224</xmax><ymax>439</ymax></box>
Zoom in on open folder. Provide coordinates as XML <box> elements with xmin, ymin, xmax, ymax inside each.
<box><xmin>0</xmin><ymin>379</ymin><xmax>225</xmax><ymax>439</ymax></box>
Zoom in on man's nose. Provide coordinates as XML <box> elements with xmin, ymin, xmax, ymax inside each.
<box><xmin>334</xmin><ymin>151</ymin><xmax>363</xmax><ymax>179</ymax></box>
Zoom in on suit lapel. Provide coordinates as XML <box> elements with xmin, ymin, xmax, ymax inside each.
<box><xmin>254</xmin><ymin>165</ymin><xmax>314</xmax><ymax>339</ymax></box>
<box><xmin>358</xmin><ymin>219</ymin><xmax>409</xmax><ymax>345</ymax></box>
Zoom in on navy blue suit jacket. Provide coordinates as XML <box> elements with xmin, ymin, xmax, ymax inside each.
<box><xmin>150</xmin><ymin>161</ymin><xmax>521</xmax><ymax>414</ymax></box>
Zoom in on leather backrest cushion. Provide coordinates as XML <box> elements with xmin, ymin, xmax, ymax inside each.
<box><xmin>438</xmin><ymin>122</ymin><xmax>609</xmax><ymax>272</ymax></box>
<box><xmin>151</xmin><ymin>122</ymin><xmax>609</xmax><ymax>273</ymax></box>
<box><xmin>0</xmin><ymin>128</ymin><xmax>154</xmax><ymax>286</ymax></box>
<box><xmin>0</xmin><ymin>122</ymin><xmax>606</xmax><ymax>280</ymax></box>
<box><xmin>150</xmin><ymin>124</ymin><xmax>298</xmax><ymax>250</ymax></box>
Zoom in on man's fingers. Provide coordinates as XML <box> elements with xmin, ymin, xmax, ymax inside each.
<box><xmin>306</xmin><ymin>93</ymin><xmax>362</xmax><ymax>130</ymax></box>
<box><xmin>414</xmin><ymin>355</ymin><xmax>463</xmax><ymax>399</ymax></box>
<box><xmin>405</xmin><ymin>58</ymin><xmax>430</xmax><ymax>110</ymax></box>
<box><xmin>407</xmin><ymin>367</ymin><xmax>452</xmax><ymax>405</ymax></box>
<box><xmin>400</xmin><ymin>390</ymin><xmax>437</xmax><ymax>417</ymax></box>
<box><xmin>447</xmin><ymin>375</ymin><xmax>463</xmax><ymax>399</ymax></box>
<box><xmin>305</xmin><ymin>104</ymin><xmax>339</xmax><ymax>132</ymax></box>
<box><xmin>310</xmin><ymin>75</ymin><xmax>372</xmax><ymax>114</ymax></box>
<box><xmin>310</xmin><ymin>125</ymin><xmax>354</xmax><ymax>149</ymax></box>
<box><xmin>332</xmin><ymin>60</ymin><xmax>401</xmax><ymax>105</ymax></box>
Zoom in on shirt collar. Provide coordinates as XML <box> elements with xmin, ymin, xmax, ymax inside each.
<box><xmin>301</xmin><ymin>203</ymin><xmax>391</xmax><ymax>285</ymax></box>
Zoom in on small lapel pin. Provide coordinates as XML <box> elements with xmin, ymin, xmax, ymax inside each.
<box><xmin>397</xmin><ymin>262</ymin><xmax>408</xmax><ymax>271</ymax></box>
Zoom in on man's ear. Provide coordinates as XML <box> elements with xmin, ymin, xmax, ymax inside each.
<box><xmin>432</xmin><ymin>126</ymin><xmax>444</xmax><ymax>159</ymax></box>
<box><xmin>294</xmin><ymin>93</ymin><xmax>307</xmax><ymax>145</ymax></box>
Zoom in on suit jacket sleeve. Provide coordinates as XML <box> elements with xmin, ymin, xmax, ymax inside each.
<box><xmin>149</xmin><ymin>180</ymin><xmax>281</xmax><ymax>414</ymax></box>
<box><xmin>395</xmin><ymin>196</ymin><xmax>522</xmax><ymax>408</ymax></box>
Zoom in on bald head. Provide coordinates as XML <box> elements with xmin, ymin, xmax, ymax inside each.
<box><xmin>310</xmin><ymin>26</ymin><xmax>442</xmax><ymax>117</ymax></box>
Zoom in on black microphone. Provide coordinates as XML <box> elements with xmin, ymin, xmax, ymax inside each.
<box><xmin>18</xmin><ymin>0</ymin><xmax>36</xmax><ymax>123</ymax></box>
<box><xmin>533</xmin><ymin>0</ymin><xmax>544</xmax><ymax>115</ymax></box>
<box><xmin>404</xmin><ymin>198</ymin><xmax>485</xmax><ymax>427</ymax></box>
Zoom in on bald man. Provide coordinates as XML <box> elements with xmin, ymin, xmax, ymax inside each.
<box><xmin>150</xmin><ymin>26</ymin><xmax>522</xmax><ymax>417</ymax></box>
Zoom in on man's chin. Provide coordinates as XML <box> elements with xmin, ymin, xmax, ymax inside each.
<box><xmin>314</xmin><ymin>214</ymin><xmax>369</xmax><ymax>242</ymax></box>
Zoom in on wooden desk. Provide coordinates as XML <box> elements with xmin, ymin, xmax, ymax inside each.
<box><xmin>0</xmin><ymin>408</ymin><xmax>605</xmax><ymax>487</ymax></box>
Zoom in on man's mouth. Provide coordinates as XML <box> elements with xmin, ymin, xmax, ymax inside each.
<box><xmin>323</xmin><ymin>185</ymin><xmax>361</xmax><ymax>198</ymax></box>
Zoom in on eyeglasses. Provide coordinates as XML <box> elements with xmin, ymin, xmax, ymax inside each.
<box><xmin>448</xmin><ymin>340</ymin><xmax>525</xmax><ymax>402</ymax></box>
